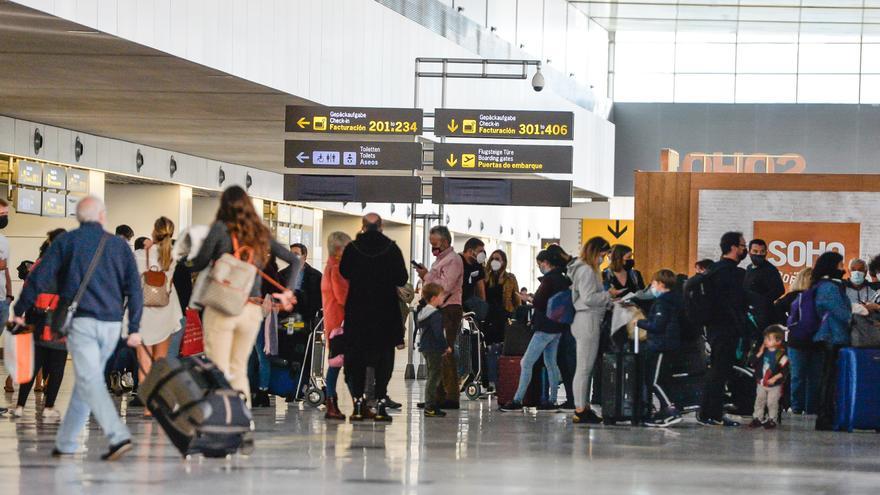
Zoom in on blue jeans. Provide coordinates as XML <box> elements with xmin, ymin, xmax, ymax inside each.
<box><xmin>0</xmin><ymin>299</ymin><xmax>9</xmax><ymax>338</ymax></box>
<box><xmin>485</xmin><ymin>343</ymin><xmax>503</xmax><ymax>384</ymax></box>
<box><xmin>56</xmin><ymin>318</ymin><xmax>131</xmax><ymax>453</ymax></box>
<box><xmin>248</xmin><ymin>329</ymin><xmax>271</xmax><ymax>391</ymax></box>
<box><xmin>166</xmin><ymin>317</ymin><xmax>186</xmax><ymax>358</ymax></box>
<box><xmin>789</xmin><ymin>346</ymin><xmax>824</xmax><ymax>414</ymax></box>
<box><xmin>514</xmin><ymin>331</ymin><xmax>562</xmax><ymax>404</ymax></box>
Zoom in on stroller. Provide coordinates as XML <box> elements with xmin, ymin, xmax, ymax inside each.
<box><xmin>457</xmin><ymin>312</ymin><xmax>486</xmax><ymax>401</ymax></box>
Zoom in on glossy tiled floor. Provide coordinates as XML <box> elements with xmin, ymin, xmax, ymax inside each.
<box><xmin>1</xmin><ymin>358</ymin><xmax>879</xmax><ymax>495</ymax></box>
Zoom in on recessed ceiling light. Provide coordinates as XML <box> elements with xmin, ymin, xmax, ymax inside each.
<box><xmin>207</xmin><ymin>74</ymin><xmax>234</xmax><ymax>79</ymax></box>
<box><xmin>66</xmin><ymin>30</ymin><xmax>102</xmax><ymax>35</ymax></box>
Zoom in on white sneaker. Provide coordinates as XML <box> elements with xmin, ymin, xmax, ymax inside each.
<box><xmin>41</xmin><ymin>408</ymin><xmax>61</xmax><ymax>420</ymax></box>
<box><xmin>12</xmin><ymin>406</ymin><xmax>23</xmax><ymax>418</ymax></box>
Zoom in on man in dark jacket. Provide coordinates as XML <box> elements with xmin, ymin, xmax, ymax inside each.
<box><xmin>281</xmin><ymin>243</ymin><xmax>322</xmax><ymax>326</ymax></box>
<box><xmin>743</xmin><ymin>239</ymin><xmax>785</xmax><ymax>331</ymax></box>
<box><xmin>340</xmin><ymin>213</ymin><xmax>408</xmax><ymax>422</ymax></box>
<box><xmin>13</xmin><ymin>196</ymin><xmax>142</xmax><ymax>461</ymax></box>
<box><xmin>697</xmin><ymin>231</ymin><xmax>748</xmax><ymax>427</ymax></box>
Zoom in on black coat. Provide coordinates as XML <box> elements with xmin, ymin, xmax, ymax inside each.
<box><xmin>280</xmin><ymin>262</ymin><xmax>322</xmax><ymax>324</ymax></box>
<box><xmin>531</xmin><ymin>267</ymin><xmax>570</xmax><ymax>334</ymax></box>
<box><xmin>744</xmin><ymin>261</ymin><xmax>785</xmax><ymax>333</ymax></box>
<box><xmin>339</xmin><ymin>231</ymin><xmax>409</xmax><ymax>352</ymax></box>
<box><xmin>637</xmin><ymin>291</ymin><xmax>682</xmax><ymax>353</ymax></box>
<box><xmin>708</xmin><ymin>258</ymin><xmax>748</xmax><ymax>337</ymax></box>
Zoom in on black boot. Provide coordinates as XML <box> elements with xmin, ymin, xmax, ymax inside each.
<box><xmin>350</xmin><ymin>398</ymin><xmax>365</xmax><ymax>421</ymax></box>
<box><xmin>374</xmin><ymin>398</ymin><xmax>393</xmax><ymax>423</ymax></box>
<box><xmin>253</xmin><ymin>390</ymin><xmax>271</xmax><ymax>408</ymax></box>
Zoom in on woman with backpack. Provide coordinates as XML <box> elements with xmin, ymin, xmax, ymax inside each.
<box><xmin>569</xmin><ymin>236</ymin><xmax>612</xmax><ymax>424</ymax></box>
<box><xmin>499</xmin><ymin>249</ymin><xmax>569</xmax><ymax>412</ymax></box>
<box><xmin>187</xmin><ymin>186</ymin><xmax>299</xmax><ymax>407</ymax></box>
<box><xmin>134</xmin><ymin>217</ymin><xmax>183</xmax><ymax>416</ymax></box>
<box><xmin>808</xmin><ymin>252</ymin><xmax>852</xmax><ymax>431</ymax></box>
<box><xmin>12</xmin><ymin>229</ymin><xmax>68</xmax><ymax>419</ymax></box>
<box><xmin>776</xmin><ymin>267</ymin><xmax>822</xmax><ymax>415</ymax></box>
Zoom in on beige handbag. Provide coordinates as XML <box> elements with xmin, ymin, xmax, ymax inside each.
<box><xmin>200</xmin><ymin>235</ymin><xmax>258</xmax><ymax>316</ymax></box>
<box><xmin>142</xmin><ymin>249</ymin><xmax>171</xmax><ymax>308</ymax></box>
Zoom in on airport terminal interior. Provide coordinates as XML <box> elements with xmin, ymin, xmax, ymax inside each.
<box><xmin>1</xmin><ymin>0</ymin><xmax>880</xmax><ymax>493</ymax></box>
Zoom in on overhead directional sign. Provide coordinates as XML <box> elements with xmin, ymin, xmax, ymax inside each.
<box><xmin>284</xmin><ymin>175</ymin><xmax>421</xmax><ymax>203</ymax></box>
<box><xmin>432</xmin><ymin>177</ymin><xmax>572</xmax><ymax>207</ymax></box>
<box><xmin>434</xmin><ymin>143</ymin><xmax>572</xmax><ymax>174</ymax></box>
<box><xmin>284</xmin><ymin>140</ymin><xmax>421</xmax><ymax>170</ymax></box>
<box><xmin>434</xmin><ymin>108</ymin><xmax>574</xmax><ymax>140</ymax></box>
<box><xmin>285</xmin><ymin>105</ymin><xmax>423</xmax><ymax>135</ymax></box>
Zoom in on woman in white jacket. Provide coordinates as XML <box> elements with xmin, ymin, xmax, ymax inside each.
<box><xmin>134</xmin><ymin>217</ymin><xmax>183</xmax><ymax>416</ymax></box>
<box><xmin>569</xmin><ymin>236</ymin><xmax>612</xmax><ymax>424</ymax></box>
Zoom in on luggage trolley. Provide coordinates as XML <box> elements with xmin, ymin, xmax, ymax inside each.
<box><xmin>458</xmin><ymin>312</ymin><xmax>486</xmax><ymax>401</ymax></box>
<box><xmin>295</xmin><ymin>315</ymin><xmax>327</xmax><ymax>408</ymax></box>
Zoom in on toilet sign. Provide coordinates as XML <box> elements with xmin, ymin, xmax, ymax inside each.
<box><xmin>753</xmin><ymin>221</ymin><xmax>861</xmax><ymax>288</ymax></box>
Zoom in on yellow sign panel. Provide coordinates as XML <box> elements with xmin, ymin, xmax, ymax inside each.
<box><xmin>462</xmin><ymin>154</ymin><xmax>476</xmax><ymax>168</ymax></box>
<box><xmin>581</xmin><ymin>219</ymin><xmax>636</xmax><ymax>269</ymax></box>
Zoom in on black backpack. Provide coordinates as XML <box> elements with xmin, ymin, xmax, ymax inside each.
<box><xmin>683</xmin><ymin>270</ymin><xmax>719</xmax><ymax>328</ymax></box>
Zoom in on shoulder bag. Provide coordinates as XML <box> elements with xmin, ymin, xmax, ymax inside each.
<box><xmin>51</xmin><ymin>234</ymin><xmax>109</xmax><ymax>337</ymax></box>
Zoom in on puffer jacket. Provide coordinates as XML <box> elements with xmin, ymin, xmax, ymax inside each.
<box><xmin>814</xmin><ymin>278</ymin><xmax>851</xmax><ymax>346</ymax></box>
<box><xmin>637</xmin><ymin>290</ymin><xmax>682</xmax><ymax>353</ymax></box>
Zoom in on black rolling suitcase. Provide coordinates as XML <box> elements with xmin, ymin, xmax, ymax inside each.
<box><xmin>139</xmin><ymin>354</ymin><xmax>253</xmax><ymax>458</ymax></box>
<box><xmin>600</xmin><ymin>332</ymin><xmax>643</xmax><ymax>425</ymax></box>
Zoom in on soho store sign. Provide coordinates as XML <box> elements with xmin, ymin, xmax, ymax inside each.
<box><xmin>753</xmin><ymin>221</ymin><xmax>860</xmax><ymax>287</ymax></box>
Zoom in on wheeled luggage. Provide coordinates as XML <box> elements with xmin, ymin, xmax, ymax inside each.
<box><xmin>834</xmin><ymin>348</ymin><xmax>880</xmax><ymax>432</ymax></box>
<box><xmin>268</xmin><ymin>357</ymin><xmax>299</xmax><ymax>401</ymax></box>
<box><xmin>600</xmin><ymin>332</ymin><xmax>643</xmax><ymax>425</ymax></box>
<box><xmin>139</xmin><ymin>354</ymin><xmax>253</xmax><ymax>458</ymax></box>
<box><xmin>496</xmin><ymin>356</ymin><xmax>543</xmax><ymax>407</ymax></box>
<box><xmin>502</xmin><ymin>321</ymin><xmax>532</xmax><ymax>356</ymax></box>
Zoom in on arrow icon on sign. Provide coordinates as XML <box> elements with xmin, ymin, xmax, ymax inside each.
<box><xmin>607</xmin><ymin>220</ymin><xmax>628</xmax><ymax>239</ymax></box>
<box><xmin>297</xmin><ymin>117</ymin><xmax>311</xmax><ymax>129</ymax></box>
<box><xmin>446</xmin><ymin>154</ymin><xmax>458</xmax><ymax>168</ymax></box>
<box><xmin>296</xmin><ymin>152</ymin><xmax>309</xmax><ymax>164</ymax></box>
<box><xmin>447</xmin><ymin>119</ymin><xmax>459</xmax><ymax>133</ymax></box>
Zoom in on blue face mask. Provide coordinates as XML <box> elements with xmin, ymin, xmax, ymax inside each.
<box><xmin>649</xmin><ymin>286</ymin><xmax>663</xmax><ymax>298</ymax></box>
<box><xmin>851</xmin><ymin>271</ymin><xmax>866</xmax><ymax>286</ymax></box>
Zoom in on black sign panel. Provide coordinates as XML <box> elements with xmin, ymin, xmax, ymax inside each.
<box><xmin>432</xmin><ymin>177</ymin><xmax>572</xmax><ymax>207</ymax></box>
<box><xmin>433</xmin><ymin>143</ymin><xmax>572</xmax><ymax>174</ymax></box>
<box><xmin>284</xmin><ymin>140</ymin><xmax>421</xmax><ymax>171</ymax></box>
<box><xmin>284</xmin><ymin>175</ymin><xmax>421</xmax><ymax>204</ymax></box>
<box><xmin>285</xmin><ymin>106</ymin><xmax>423</xmax><ymax>135</ymax></box>
<box><xmin>434</xmin><ymin>108</ymin><xmax>573</xmax><ymax>140</ymax></box>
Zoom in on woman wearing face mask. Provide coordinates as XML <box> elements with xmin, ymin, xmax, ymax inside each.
<box><xmin>809</xmin><ymin>252</ymin><xmax>851</xmax><ymax>431</ymax></box>
<box><xmin>568</xmin><ymin>236</ymin><xmax>612</xmax><ymax>424</ymax></box>
<box><xmin>603</xmin><ymin>245</ymin><xmax>645</xmax><ymax>300</ymax></box>
<box><xmin>499</xmin><ymin>249</ymin><xmax>569</xmax><ymax>412</ymax></box>
<box><xmin>483</xmin><ymin>250</ymin><xmax>521</xmax><ymax>390</ymax></box>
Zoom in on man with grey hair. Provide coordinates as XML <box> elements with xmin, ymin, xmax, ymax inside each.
<box><xmin>416</xmin><ymin>225</ymin><xmax>464</xmax><ymax>409</ymax></box>
<box><xmin>845</xmin><ymin>257</ymin><xmax>880</xmax><ymax>308</ymax></box>
<box><xmin>14</xmin><ymin>195</ymin><xmax>143</xmax><ymax>461</ymax></box>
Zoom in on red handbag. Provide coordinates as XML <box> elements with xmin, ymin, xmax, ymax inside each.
<box><xmin>180</xmin><ymin>309</ymin><xmax>204</xmax><ymax>357</ymax></box>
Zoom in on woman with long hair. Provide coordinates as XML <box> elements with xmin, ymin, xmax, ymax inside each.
<box><xmin>775</xmin><ymin>267</ymin><xmax>821</xmax><ymax>415</ymax></box>
<box><xmin>188</xmin><ymin>186</ymin><xmax>300</xmax><ymax>407</ymax></box>
<box><xmin>484</xmin><ymin>249</ymin><xmax>520</xmax><ymax>390</ymax></box>
<box><xmin>568</xmin><ymin>236</ymin><xmax>612</xmax><ymax>424</ymax></box>
<box><xmin>809</xmin><ymin>252</ymin><xmax>851</xmax><ymax>430</ymax></box>
<box><xmin>134</xmin><ymin>217</ymin><xmax>183</xmax><ymax>416</ymax></box>
<box><xmin>603</xmin><ymin>244</ymin><xmax>645</xmax><ymax>299</ymax></box>
<box><xmin>321</xmin><ymin>231</ymin><xmax>352</xmax><ymax>420</ymax></box>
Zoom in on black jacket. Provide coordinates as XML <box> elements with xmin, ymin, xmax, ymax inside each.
<box><xmin>417</xmin><ymin>305</ymin><xmax>447</xmax><ymax>353</ymax></box>
<box><xmin>531</xmin><ymin>267</ymin><xmax>570</xmax><ymax>334</ymax></box>
<box><xmin>280</xmin><ymin>262</ymin><xmax>322</xmax><ymax>324</ymax></box>
<box><xmin>637</xmin><ymin>291</ymin><xmax>682</xmax><ymax>353</ymax></box>
<box><xmin>708</xmin><ymin>257</ymin><xmax>748</xmax><ymax>336</ymax></box>
<box><xmin>744</xmin><ymin>261</ymin><xmax>785</xmax><ymax>331</ymax></box>
<box><xmin>340</xmin><ymin>231</ymin><xmax>409</xmax><ymax>352</ymax></box>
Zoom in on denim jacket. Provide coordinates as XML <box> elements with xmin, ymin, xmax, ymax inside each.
<box><xmin>814</xmin><ymin>278</ymin><xmax>851</xmax><ymax>346</ymax></box>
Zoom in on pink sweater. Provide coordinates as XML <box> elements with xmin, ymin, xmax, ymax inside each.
<box><xmin>425</xmin><ymin>247</ymin><xmax>463</xmax><ymax>306</ymax></box>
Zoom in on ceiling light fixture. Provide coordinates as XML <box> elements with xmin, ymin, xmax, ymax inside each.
<box><xmin>66</xmin><ymin>30</ymin><xmax>101</xmax><ymax>35</ymax></box>
<box><xmin>169</xmin><ymin>156</ymin><xmax>178</xmax><ymax>177</ymax></box>
<box><xmin>74</xmin><ymin>137</ymin><xmax>83</xmax><ymax>161</ymax></box>
<box><xmin>33</xmin><ymin>129</ymin><xmax>43</xmax><ymax>155</ymax></box>
<box><xmin>135</xmin><ymin>149</ymin><xmax>144</xmax><ymax>172</ymax></box>
<box><xmin>218</xmin><ymin>168</ymin><xmax>225</xmax><ymax>186</ymax></box>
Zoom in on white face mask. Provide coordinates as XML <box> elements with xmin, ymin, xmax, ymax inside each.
<box><xmin>476</xmin><ymin>251</ymin><xmax>487</xmax><ymax>265</ymax></box>
<box><xmin>490</xmin><ymin>260</ymin><xmax>503</xmax><ymax>272</ymax></box>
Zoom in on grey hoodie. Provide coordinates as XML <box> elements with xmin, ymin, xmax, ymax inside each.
<box><xmin>569</xmin><ymin>258</ymin><xmax>611</xmax><ymax>315</ymax></box>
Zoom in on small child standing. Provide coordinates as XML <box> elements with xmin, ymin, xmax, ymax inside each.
<box><xmin>637</xmin><ymin>269</ymin><xmax>683</xmax><ymax>428</ymax></box>
<box><xmin>749</xmin><ymin>325</ymin><xmax>790</xmax><ymax>429</ymax></box>
<box><xmin>417</xmin><ymin>283</ymin><xmax>453</xmax><ymax>418</ymax></box>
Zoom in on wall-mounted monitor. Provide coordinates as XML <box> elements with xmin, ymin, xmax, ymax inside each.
<box><xmin>277</xmin><ymin>204</ymin><xmax>292</xmax><ymax>224</ymax></box>
<box><xmin>42</xmin><ymin>191</ymin><xmax>66</xmax><ymax>218</ymax></box>
<box><xmin>67</xmin><ymin>169</ymin><xmax>89</xmax><ymax>194</ymax></box>
<box><xmin>14</xmin><ymin>188</ymin><xmax>41</xmax><ymax>215</ymax></box>
<box><xmin>17</xmin><ymin>161</ymin><xmax>42</xmax><ymax>187</ymax></box>
<box><xmin>43</xmin><ymin>165</ymin><xmax>67</xmax><ymax>190</ymax></box>
<box><xmin>67</xmin><ymin>194</ymin><xmax>84</xmax><ymax>218</ymax></box>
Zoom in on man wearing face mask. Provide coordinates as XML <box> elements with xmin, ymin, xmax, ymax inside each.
<box><xmin>460</xmin><ymin>238</ymin><xmax>487</xmax><ymax>322</ymax></box>
<box><xmin>743</xmin><ymin>239</ymin><xmax>785</xmax><ymax>333</ymax></box>
<box><xmin>697</xmin><ymin>231</ymin><xmax>749</xmax><ymax>427</ymax></box>
<box><xmin>845</xmin><ymin>258</ymin><xmax>880</xmax><ymax>310</ymax></box>
<box><xmin>416</xmin><ymin>226</ymin><xmax>464</xmax><ymax>409</ymax></box>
